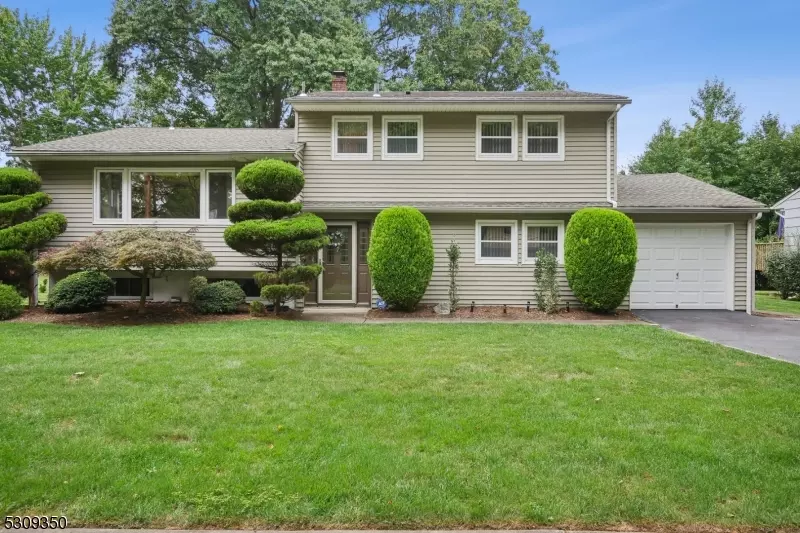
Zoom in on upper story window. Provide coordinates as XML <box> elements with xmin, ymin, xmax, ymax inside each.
<box><xmin>522</xmin><ymin>220</ymin><xmax>565</xmax><ymax>263</ymax></box>
<box><xmin>523</xmin><ymin>115</ymin><xmax>565</xmax><ymax>161</ymax></box>
<box><xmin>476</xmin><ymin>115</ymin><xmax>517</xmax><ymax>161</ymax></box>
<box><xmin>332</xmin><ymin>115</ymin><xmax>373</xmax><ymax>160</ymax></box>
<box><xmin>475</xmin><ymin>220</ymin><xmax>518</xmax><ymax>265</ymax></box>
<box><xmin>94</xmin><ymin>168</ymin><xmax>235</xmax><ymax>225</ymax></box>
<box><xmin>382</xmin><ymin>115</ymin><xmax>423</xmax><ymax>160</ymax></box>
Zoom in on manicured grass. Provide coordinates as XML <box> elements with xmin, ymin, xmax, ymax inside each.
<box><xmin>756</xmin><ymin>290</ymin><xmax>800</xmax><ymax>315</ymax></box>
<box><xmin>1</xmin><ymin>321</ymin><xmax>799</xmax><ymax>529</ymax></box>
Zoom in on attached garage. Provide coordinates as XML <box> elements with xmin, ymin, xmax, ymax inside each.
<box><xmin>630</xmin><ymin>224</ymin><xmax>734</xmax><ymax>310</ymax></box>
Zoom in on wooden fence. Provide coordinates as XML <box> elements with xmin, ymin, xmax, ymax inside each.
<box><xmin>755</xmin><ymin>241</ymin><xmax>784</xmax><ymax>271</ymax></box>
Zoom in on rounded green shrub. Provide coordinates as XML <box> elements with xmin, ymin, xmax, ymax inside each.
<box><xmin>236</xmin><ymin>160</ymin><xmax>304</xmax><ymax>202</ymax></box>
<box><xmin>45</xmin><ymin>271</ymin><xmax>114</xmax><ymax>313</ymax></box>
<box><xmin>564</xmin><ymin>208</ymin><xmax>638</xmax><ymax>313</ymax></box>
<box><xmin>193</xmin><ymin>280</ymin><xmax>246</xmax><ymax>314</ymax></box>
<box><xmin>188</xmin><ymin>275</ymin><xmax>208</xmax><ymax>303</ymax></box>
<box><xmin>0</xmin><ymin>283</ymin><xmax>23</xmax><ymax>320</ymax></box>
<box><xmin>367</xmin><ymin>206</ymin><xmax>434</xmax><ymax>311</ymax></box>
<box><xmin>0</xmin><ymin>168</ymin><xmax>42</xmax><ymax>196</ymax></box>
<box><xmin>766</xmin><ymin>247</ymin><xmax>800</xmax><ymax>299</ymax></box>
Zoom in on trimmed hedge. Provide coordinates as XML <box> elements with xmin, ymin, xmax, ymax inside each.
<box><xmin>236</xmin><ymin>160</ymin><xmax>304</xmax><ymax>202</ymax></box>
<box><xmin>227</xmin><ymin>200</ymin><xmax>302</xmax><ymax>223</ymax></box>
<box><xmin>254</xmin><ymin>264</ymin><xmax>322</xmax><ymax>287</ymax></box>
<box><xmin>0</xmin><ymin>195</ymin><xmax>23</xmax><ymax>204</ymax></box>
<box><xmin>191</xmin><ymin>278</ymin><xmax>246</xmax><ymax>314</ymax></box>
<box><xmin>0</xmin><ymin>168</ymin><xmax>42</xmax><ymax>196</ymax></box>
<box><xmin>260</xmin><ymin>283</ymin><xmax>308</xmax><ymax>302</ymax></box>
<box><xmin>564</xmin><ymin>208</ymin><xmax>638</xmax><ymax>313</ymax></box>
<box><xmin>0</xmin><ymin>212</ymin><xmax>68</xmax><ymax>251</ymax></box>
<box><xmin>46</xmin><ymin>271</ymin><xmax>114</xmax><ymax>313</ymax></box>
<box><xmin>367</xmin><ymin>206</ymin><xmax>434</xmax><ymax>311</ymax></box>
<box><xmin>0</xmin><ymin>192</ymin><xmax>52</xmax><ymax>227</ymax></box>
<box><xmin>0</xmin><ymin>283</ymin><xmax>23</xmax><ymax>320</ymax></box>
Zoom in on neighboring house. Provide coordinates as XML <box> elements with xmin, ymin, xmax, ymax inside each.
<box><xmin>8</xmin><ymin>72</ymin><xmax>767</xmax><ymax>313</ymax></box>
<box><xmin>773</xmin><ymin>187</ymin><xmax>800</xmax><ymax>248</ymax></box>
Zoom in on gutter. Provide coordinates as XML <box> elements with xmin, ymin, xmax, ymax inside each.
<box><xmin>746</xmin><ymin>212</ymin><xmax>762</xmax><ymax>315</ymax></box>
<box><xmin>607</xmin><ymin>104</ymin><xmax>623</xmax><ymax>208</ymax></box>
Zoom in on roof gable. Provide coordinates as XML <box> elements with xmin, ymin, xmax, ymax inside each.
<box><xmin>773</xmin><ymin>187</ymin><xmax>800</xmax><ymax>209</ymax></box>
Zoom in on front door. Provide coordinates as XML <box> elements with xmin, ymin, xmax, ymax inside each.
<box><xmin>319</xmin><ymin>223</ymin><xmax>355</xmax><ymax>302</ymax></box>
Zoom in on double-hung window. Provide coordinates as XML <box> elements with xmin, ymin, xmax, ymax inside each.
<box><xmin>476</xmin><ymin>116</ymin><xmax>517</xmax><ymax>161</ymax></box>
<box><xmin>475</xmin><ymin>220</ymin><xmax>518</xmax><ymax>265</ymax></box>
<box><xmin>522</xmin><ymin>220</ymin><xmax>565</xmax><ymax>263</ymax></box>
<box><xmin>523</xmin><ymin>115</ymin><xmax>565</xmax><ymax>161</ymax></box>
<box><xmin>94</xmin><ymin>168</ymin><xmax>235</xmax><ymax>224</ymax></box>
<box><xmin>382</xmin><ymin>115</ymin><xmax>423</xmax><ymax>160</ymax></box>
<box><xmin>332</xmin><ymin>116</ymin><xmax>373</xmax><ymax>160</ymax></box>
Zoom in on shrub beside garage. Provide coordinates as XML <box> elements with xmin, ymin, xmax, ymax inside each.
<box><xmin>564</xmin><ymin>208</ymin><xmax>638</xmax><ymax>313</ymax></box>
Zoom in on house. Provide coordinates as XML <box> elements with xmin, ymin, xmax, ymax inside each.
<box><xmin>9</xmin><ymin>72</ymin><xmax>767</xmax><ymax>312</ymax></box>
<box><xmin>773</xmin><ymin>187</ymin><xmax>800</xmax><ymax>248</ymax></box>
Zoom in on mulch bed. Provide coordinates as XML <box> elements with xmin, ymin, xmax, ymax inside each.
<box><xmin>10</xmin><ymin>302</ymin><xmax>301</xmax><ymax>326</ymax></box>
<box><xmin>367</xmin><ymin>305</ymin><xmax>639</xmax><ymax>321</ymax></box>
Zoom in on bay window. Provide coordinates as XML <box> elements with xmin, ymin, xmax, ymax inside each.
<box><xmin>94</xmin><ymin>168</ymin><xmax>235</xmax><ymax>224</ymax></box>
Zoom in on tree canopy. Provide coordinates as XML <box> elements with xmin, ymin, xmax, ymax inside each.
<box><xmin>0</xmin><ymin>7</ymin><xmax>120</xmax><ymax>156</ymax></box>
<box><xmin>630</xmin><ymin>78</ymin><xmax>800</xmax><ymax>237</ymax></box>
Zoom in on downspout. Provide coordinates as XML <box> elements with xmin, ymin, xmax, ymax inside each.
<box><xmin>746</xmin><ymin>212</ymin><xmax>762</xmax><ymax>315</ymax></box>
<box><xmin>606</xmin><ymin>104</ymin><xmax>623</xmax><ymax>208</ymax></box>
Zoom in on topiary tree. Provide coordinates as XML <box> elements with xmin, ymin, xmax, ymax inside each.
<box><xmin>367</xmin><ymin>206</ymin><xmax>434</xmax><ymax>311</ymax></box>
<box><xmin>564</xmin><ymin>208</ymin><xmax>638</xmax><ymax>313</ymax></box>
<box><xmin>0</xmin><ymin>168</ymin><xmax>67</xmax><ymax>299</ymax></box>
<box><xmin>223</xmin><ymin>159</ymin><xmax>328</xmax><ymax>314</ymax></box>
<box><xmin>36</xmin><ymin>228</ymin><xmax>215</xmax><ymax>314</ymax></box>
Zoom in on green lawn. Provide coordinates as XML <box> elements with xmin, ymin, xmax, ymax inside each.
<box><xmin>756</xmin><ymin>290</ymin><xmax>800</xmax><ymax>315</ymax></box>
<box><xmin>1</xmin><ymin>322</ymin><xmax>799</xmax><ymax>529</ymax></box>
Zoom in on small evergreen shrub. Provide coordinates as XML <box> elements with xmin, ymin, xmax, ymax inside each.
<box><xmin>766</xmin><ymin>248</ymin><xmax>800</xmax><ymax>299</ymax></box>
<box><xmin>534</xmin><ymin>250</ymin><xmax>560</xmax><ymax>314</ymax></box>
<box><xmin>446</xmin><ymin>241</ymin><xmax>460</xmax><ymax>313</ymax></box>
<box><xmin>367</xmin><ymin>206</ymin><xmax>434</xmax><ymax>311</ymax></box>
<box><xmin>0</xmin><ymin>283</ymin><xmax>23</xmax><ymax>320</ymax></box>
<box><xmin>564</xmin><ymin>208</ymin><xmax>637</xmax><ymax>313</ymax></box>
<box><xmin>188</xmin><ymin>275</ymin><xmax>208</xmax><ymax>303</ymax></box>
<box><xmin>46</xmin><ymin>271</ymin><xmax>114</xmax><ymax>313</ymax></box>
<box><xmin>249</xmin><ymin>300</ymin><xmax>266</xmax><ymax>316</ymax></box>
<box><xmin>193</xmin><ymin>280</ymin><xmax>246</xmax><ymax>314</ymax></box>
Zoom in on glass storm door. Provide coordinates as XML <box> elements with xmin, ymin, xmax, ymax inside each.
<box><xmin>321</xmin><ymin>224</ymin><xmax>354</xmax><ymax>302</ymax></box>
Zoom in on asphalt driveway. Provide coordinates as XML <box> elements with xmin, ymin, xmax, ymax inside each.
<box><xmin>634</xmin><ymin>310</ymin><xmax>800</xmax><ymax>364</ymax></box>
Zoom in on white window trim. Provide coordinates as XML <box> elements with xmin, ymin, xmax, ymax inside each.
<box><xmin>93</xmin><ymin>167</ymin><xmax>236</xmax><ymax>226</ymax></box>
<box><xmin>475</xmin><ymin>220</ymin><xmax>518</xmax><ymax>265</ymax></box>
<box><xmin>381</xmin><ymin>115</ymin><xmax>423</xmax><ymax>160</ymax></box>
<box><xmin>522</xmin><ymin>220</ymin><xmax>565</xmax><ymax>264</ymax></box>
<box><xmin>331</xmin><ymin>115</ymin><xmax>373</xmax><ymax>161</ymax></box>
<box><xmin>475</xmin><ymin>115</ymin><xmax>517</xmax><ymax>161</ymax></box>
<box><xmin>523</xmin><ymin>115</ymin><xmax>565</xmax><ymax>161</ymax></box>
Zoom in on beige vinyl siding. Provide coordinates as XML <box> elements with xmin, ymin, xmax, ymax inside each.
<box><xmin>365</xmin><ymin>212</ymin><xmax>749</xmax><ymax>311</ymax></box>
<box><xmin>299</xmin><ymin>112</ymin><xmax>611</xmax><ymax>203</ymax></box>
<box><xmin>35</xmin><ymin>160</ymin><xmax>259</xmax><ymax>271</ymax></box>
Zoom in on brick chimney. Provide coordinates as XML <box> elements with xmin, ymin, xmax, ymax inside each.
<box><xmin>331</xmin><ymin>70</ymin><xmax>347</xmax><ymax>92</ymax></box>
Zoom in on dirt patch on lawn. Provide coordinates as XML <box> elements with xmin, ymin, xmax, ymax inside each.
<box><xmin>11</xmin><ymin>302</ymin><xmax>301</xmax><ymax>326</ymax></box>
<box><xmin>368</xmin><ymin>304</ymin><xmax>639</xmax><ymax>322</ymax></box>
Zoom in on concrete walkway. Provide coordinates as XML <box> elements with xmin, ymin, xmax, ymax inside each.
<box><xmin>635</xmin><ymin>310</ymin><xmax>800</xmax><ymax>364</ymax></box>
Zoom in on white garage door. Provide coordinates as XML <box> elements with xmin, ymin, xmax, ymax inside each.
<box><xmin>631</xmin><ymin>224</ymin><xmax>732</xmax><ymax>310</ymax></box>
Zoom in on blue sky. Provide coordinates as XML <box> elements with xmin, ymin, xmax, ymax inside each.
<box><xmin>5</xmin><ymin>0</ymin><xmax>800</xmax><ymax>166</ymax></box>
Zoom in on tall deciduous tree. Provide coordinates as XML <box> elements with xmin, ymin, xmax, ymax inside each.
<box><xmin>629</xmin><ymin>119</ymin><xmax>687</xmax><ymax>174</ymax></box>
<box><xmin>0</xmin><ymin>7</ymin><xmax>119</xmax><ymax>156</ymax></box>
<box><xmin>376</xmin><ymin>0</ymin><xmax>563</xmax><ymax>91</ymax></box>
<box><xmin>106</xmin><ymin>0</ymin><xmax>380</xmax><ymax>128</ymax></box>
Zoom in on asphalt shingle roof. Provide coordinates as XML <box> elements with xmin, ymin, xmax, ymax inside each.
<box><xmin>617</xmin><ymin>173</ymin><xmax>765</xmax><ymax>209</ymax></box>
<box><xmin>10</xmin><ymin>128</ymin><xmax>297</xmax><ymax>154</ymax></box>
<box><xmin>289</xmin><ymin>90</ymin><xmax>630</xmax><ymax>103</ymax></box>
